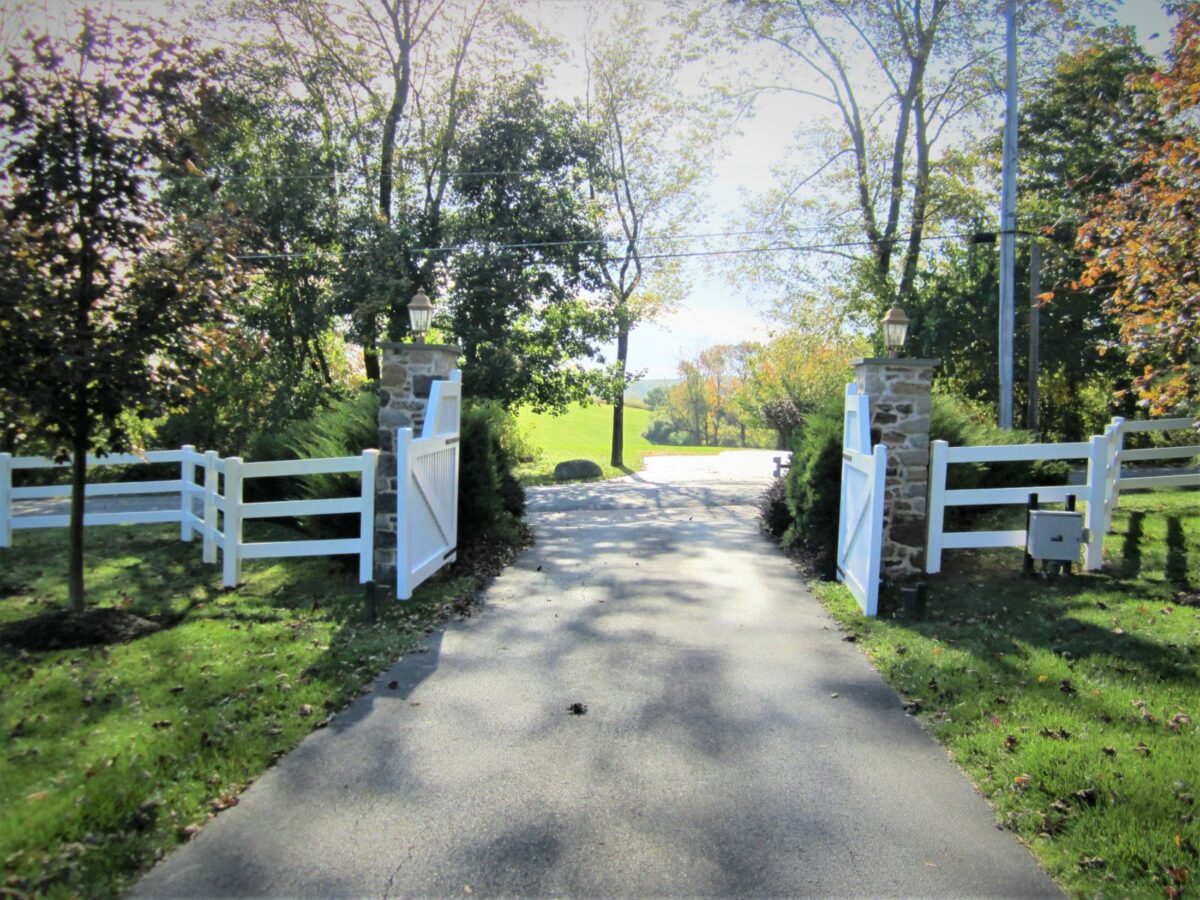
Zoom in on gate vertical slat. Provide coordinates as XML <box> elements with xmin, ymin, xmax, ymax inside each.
<box><xmin>396</xmin><ymin>428</ymin><xmax>414</xmax><ymax>601</ymax></box>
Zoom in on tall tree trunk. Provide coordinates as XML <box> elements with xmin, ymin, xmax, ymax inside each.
<box><xmin>610</xmin><ymin>322</ymin><xmax>629</xmax><ymax>467</ymax></box>
<box><xmin>67</xmin><ymin>412</ymin><xmax>89</xmax><ymax>612</ymax></box>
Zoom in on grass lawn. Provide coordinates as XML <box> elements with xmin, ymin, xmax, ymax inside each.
<box><xmin>514</xmin><ymin>402</ymin><xmax>726</xmax><ymax>484</ymax></box>
<box><xmin>0</xmin><ymin>523</ymin><xmax>491</xmax><ymax>897</ymax></box>
<box><xmin>813</xmin><ymin>488</ymin><xmax>1200</xmax><ymax>898</ymax></box>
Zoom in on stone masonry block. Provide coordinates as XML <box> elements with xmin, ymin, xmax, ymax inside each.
<box><xmin>381</xmin><ymin>363</ymin><xmax>408</xmax><ymax>387</ymax></box>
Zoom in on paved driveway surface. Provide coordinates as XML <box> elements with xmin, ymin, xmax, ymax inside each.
<box><xmin>135</xmin><ymin>451</ymin><xmax>1058</xmax><ymax>898</ymax></box>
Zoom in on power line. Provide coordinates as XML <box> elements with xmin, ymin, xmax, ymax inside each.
<box><xmin>234</xmin><ymin>229</ymin><xmax>985</xmax><ymax>264</ymax></box>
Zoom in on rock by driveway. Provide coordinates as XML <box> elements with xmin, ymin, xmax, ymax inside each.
<box><xmin>134</xmin><ymin>450</ymin><xmax>1058</xmax><ymax>898</ymax></box>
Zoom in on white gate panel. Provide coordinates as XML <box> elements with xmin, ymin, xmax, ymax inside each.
<box><xmin>397</xmin><ymin>370</ymin><xmax>463</xmax><ymax>600</ymax></box>
<box><xmin>837</xmin><ymin>444</ymin><xmax>887</xmax><ymax>616</ymax></box>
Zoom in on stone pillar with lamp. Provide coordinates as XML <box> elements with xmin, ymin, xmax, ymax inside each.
<box><xmin>373</xmin><ymin>289</ymin><xmax>461</xmax><ymax>593</ymax></box>
<box><xmin>851</xmin><ymin>301</ymin><xmax>939</xmax><ymax>581</ymax></box>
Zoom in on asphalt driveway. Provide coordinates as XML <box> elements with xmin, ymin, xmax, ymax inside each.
<box><xmin>134</xmin><ymin>450</ymin><xmax>1059</xmax><ymax>898</ymax></box>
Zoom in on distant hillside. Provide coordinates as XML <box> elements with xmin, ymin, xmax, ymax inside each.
<box><xmin>625</xmin><ymin>378</ymin><xmax>680</xmax><ymax>404</ymax></box>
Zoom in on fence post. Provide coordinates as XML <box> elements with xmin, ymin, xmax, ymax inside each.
<box><xmin>1109</xmin><ymin>417</ymin><xmax>1125</xmax><ymax>518</ymax></box>
<box><xmin>396</xmin><ymin>428</ymin><xmax>413</xmax><ymax>601</ymax></box>
<box><xmin>180</xmin><ymin>445</ymin><xmax>196</xmax><ymax>542</ymax></box>
<box><xmin>925</xmin><ymin>440</ymin><xmax>949</xmax><ymax>574</ymax></box>
<box><xmin>1083</xmin><ymin>434</ymin><xmax>1107</xmax><ymax>571</ymax></box>
<box><xmin>223</xmin><ymin>457</ymin><xmax>243</xmax><ymax>588</ymax></box>
<box><xmin>360</xmin><ymin>449</ymin><xmax>379</xmax><ymax>584</ymax></box>
<box><xmin>203</xmin><ymin>451</ymin><xmax>218</xmax><ymax>565</ymax></box>
<box><xmin>0</xmin><ymin>452</ymin><xmax>11</xmax><ymax>549</ymax></box>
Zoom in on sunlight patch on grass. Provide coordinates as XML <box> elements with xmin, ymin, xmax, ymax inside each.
<box><xmin>514</xmin><ymin>402</ymin><xmax>724</xmax><ymax>484</ymax></box>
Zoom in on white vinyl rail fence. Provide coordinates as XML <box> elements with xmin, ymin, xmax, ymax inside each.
<box><xmin>0</xmin><ymin>444</ymin><xmax>380</xmax><ymax>589</ymax></box>
<box><xmin>211</xmin><ymin>450</ymin><xmax>379</xmax><ymax>588</ymax></box>
<box><xmin>396</xmin><ymin>371</ymin><xmax>462</xmax><ymax>600</ymax></box>
<box><xmin>926</xmin><ymin>437</ymin><xmax>1108</xmax><ymax>574</ymax></box>
<box><xmin>0</xmin><ymin>446</ymin><xmax>207</xmax><ymax>547</ymax></box>
<box><xmin>1103</xmin><ymin>416</ymin><xmax>1199</xmax><ymax>529</ymax></box>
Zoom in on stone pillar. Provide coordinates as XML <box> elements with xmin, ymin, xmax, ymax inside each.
<box><xmin>374</xmin><ymin>342</ymin><xmax>461</xmax><ymax>590</ymax></box>
<box><xmin>851</xmin><ymin>358</ymin><xmax>939</xmax><ymax>580</ymax></box>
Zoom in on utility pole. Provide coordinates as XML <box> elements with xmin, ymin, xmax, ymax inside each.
<box><xmin>998</xmin><ymin>0</ymin><xmax>1019</xmax><ymax>429</ymax></box>
<box><xmin>1028</xmin><ymin>239</ymin><xmax>1041</xmax><ymax>432</ymax></box>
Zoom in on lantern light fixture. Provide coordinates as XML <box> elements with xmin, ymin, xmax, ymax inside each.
<box><xmin>407</xmin><ymin>288</ymin><xmax>433</xmax><ymax>343</ymax></box>
<box><xmin>881</xmin><ymin>300</ymin><xmax>910</xmax><ymax>358</ymax></box>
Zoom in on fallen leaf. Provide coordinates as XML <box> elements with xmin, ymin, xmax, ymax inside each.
<box><xmin>298</xmin><ymin>704</ymin><xmax>313</xmax><ymax>717</ymax></box>
<box><xmin>1168</xmin><ymin>712</ymin><xmax>1191</xmax><ymax>732</ymax></box>
<box><xmin>25</xmin><ymin>791</ymin><xmax>48</xmax><ymax>802</ymax></box>
<box><xmin>1039</xmin><ymin>728</ymin><xmax>1071</xmax><ymax>741</ymax></box>
<box><xmin>1134</xmin><ymin>742</ymin><xmax>1152</xmax><ymax>756</ymax></box>
<box><xmin>1013</xmin><ymin>774</ymin><xmax>1032</xmax><ymax>787</ymax></box>
<box><xmin>1074</xmin><ymin>787</ymin><xmax>1101</xmax><ymax>806</ymax></box>
<box><xmin>1078</xmin><ymin>856</ymin><xmax>1106</xmax><ymax>869</ymax></box>
<box><xmin>1004</xmin><ymin>735</ymin><xmax>1019</xmax><ymax>752</ymax></box>
<box><xmin>1038</xmin><ymin>675</ymin><xmax>1049</xmax><ymax>684</ymax></box>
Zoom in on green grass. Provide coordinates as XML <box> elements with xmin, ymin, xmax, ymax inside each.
<box><xmin>813</xmin><ymin>489</ymin><xmax>1200</xmax><ymax>898</ymax></box>
<box><xmin>514</xmin><ymin>402</ymin><xmax>724</xmax><ymax>484</ymax></box>
<box><xmin>0</xmin><ymin>523</ymin><xmax>486</xmax><ymax>897</ymax></box>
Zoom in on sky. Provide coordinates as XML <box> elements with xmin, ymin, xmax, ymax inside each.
<box><xmin>532</xmin><ymin>0</ymin><xmax>1178</xmax><ymax>381</ymax></box>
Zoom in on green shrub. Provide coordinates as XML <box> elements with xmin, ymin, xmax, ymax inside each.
<box><xmin>931</xmin><ymin>391</ymin><xmax>1067</xmax><ymax>490</ymax></box>
<box><xmin>458</xmin><ymin>401</ymin><xmax>525</xmax><ymax>543</ymax></box>
<box><xmin>252</xmin><ymin>387</ymin><xmax>379</xmax><ymax>534</ymax></box>
<box><xmin>779</xmin><ymin>398</ymin><xmax>844</xmax><ymax>578</ymax></box>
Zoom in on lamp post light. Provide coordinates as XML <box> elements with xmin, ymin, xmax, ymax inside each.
<box><xmin>407</xmin><ymin>288</ymin><xmax>433</xmax><ymax>344</ymax></box>
<box><xmin>881</xmin><ymin>300</ymin><xmax>910</xmax><ymax>358</ymax></box>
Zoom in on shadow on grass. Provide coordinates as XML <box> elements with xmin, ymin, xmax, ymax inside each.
<box><xmin>1166</xmin><ymin>516</ymin><xmax>1191</xmax><ymax>589</ymax></box>
<box><xmin>1119</xmin><ymin>511</ymin><xmax>1145</xmax><ymax>578</ymax></box>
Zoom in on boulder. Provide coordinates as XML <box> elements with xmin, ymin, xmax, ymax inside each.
<box><xmin>553</xmin><ymin>459</ymin><xmax>603</xmax><ymax>481</ymax></box>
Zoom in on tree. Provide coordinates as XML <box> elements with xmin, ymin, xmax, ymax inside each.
<box><xmin>443</xmin><ymin>76</ymin><xmax>614</xmax><ymax>411</ymax></box>
<box><xmin>0</xmin><ymin>13</ymin><xmax>237</xmax><ymax>609</ymax></box>
<box><xmin>1079</xmin><ymin>2</ymin><xmax>1200</xmax><ymax>419</ymax></box>
<box><xmin>586</xmin><ymin>0</ymin><xmax>707</xmax><ymax>466</ymax></box>
<box><xmin>161</xmin><ymin>74</ymin><xmax>356</xmax><ymax>452</ymax></box>
<box><xmin>213</xmin><ymin>0</ymin><xmax>512</xmax><ymax>379</ymax></box>
<box><xmin>712</xmin><ymin>0</ymin><xmax>1083</xmax><ymax>325</ymax></box>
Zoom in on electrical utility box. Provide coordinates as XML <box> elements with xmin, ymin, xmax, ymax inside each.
<box><xmin>1027</xmin><ymin>509</ymin><xmax>1084</xmax><ymax>562</ymax></box>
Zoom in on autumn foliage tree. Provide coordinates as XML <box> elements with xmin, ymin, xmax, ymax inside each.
<box><xmin>1078</xmin><ymin>3</ymin><xmax>1200</xmax><ymax>420</ymax></box>
<box><xmin>0</xmin><ymin>14</ymin><xmax>238</xmax><ymax>609</ymax></box>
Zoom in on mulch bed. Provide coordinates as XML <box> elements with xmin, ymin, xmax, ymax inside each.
<box><xmin>0</xmin><ymin>607</ymin><xmax>162</xmax><ymax>652</ymax></box>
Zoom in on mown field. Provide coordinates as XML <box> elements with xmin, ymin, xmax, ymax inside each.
<box><xmin>513</xmin><ymin>402</ymin><xmax>724</xmax><ymax>484</ymax></box>
<box><xmin>814</xmin><ymin>488</ymin><xmax>1200</xmax><ymax>898</ymax></box>
<box><xmin>0</xmin><ymin>523</ymin><xmax>493</xmax><ymax>897</ymax></box>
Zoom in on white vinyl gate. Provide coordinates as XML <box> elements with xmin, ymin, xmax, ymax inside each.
<box><xmin>837</xmin><ymin>384</ymin><xmax>887</xmax><ymax>616</ymax></box>
<box><xmin>396</xmin><ymin>370</ymin><xmax>462</xmax><ymax>600</ymax></box>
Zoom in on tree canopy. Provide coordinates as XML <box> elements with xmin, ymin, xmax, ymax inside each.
<box><xmin>0</xmin><ymin>12</ymin><xmax>238</xmax><ymax>606</ymax></box>
<box><xmin>1079</xmin><ymin>2</ymin><xmax>1200</xmax><ymax>419</ymax></box>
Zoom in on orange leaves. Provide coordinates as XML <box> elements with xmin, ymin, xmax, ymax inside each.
<box><xmin>1076</xmin><ymin>11</ymin><xmax>1200</xmax><ymax>420</ymax></box>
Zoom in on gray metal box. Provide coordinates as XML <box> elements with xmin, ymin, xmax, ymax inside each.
<box><xmin>1027</xmin><ymin>509</ymin><xmax>1084</xmax><ymax>561</ymax></box>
